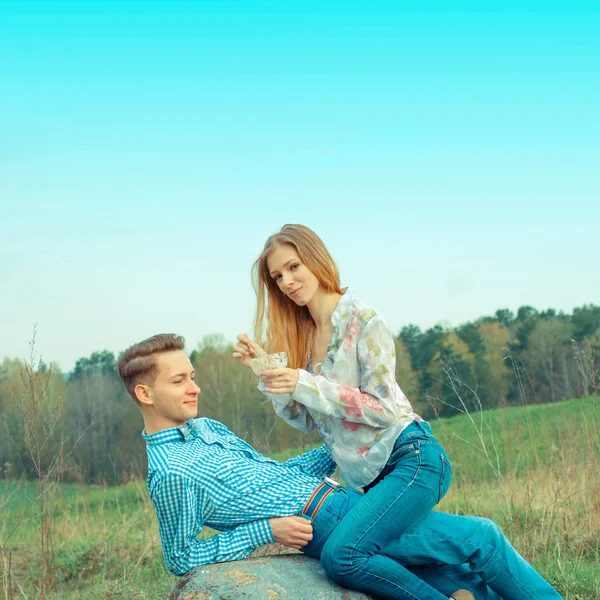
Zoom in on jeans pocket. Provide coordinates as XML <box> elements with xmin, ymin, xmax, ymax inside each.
<box><xmin>387</xmin><ymin>442</ymin><xmax>418</xmax><ymax>469</ymax></box>
<box><xmin>303</xmin><ymin>490</ymin><xmax>347</xmax><ymax>558</ymax></box>
<box><xmin>324</xmin><ymin>488</ymin><xmax>349</xmax><ymax>523</ymax></box>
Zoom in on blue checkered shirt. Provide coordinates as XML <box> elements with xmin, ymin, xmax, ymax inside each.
<box><xmin>143</xmin><ymin>418</ymin><xmax>336</xmax><ymax>575</ymax></box>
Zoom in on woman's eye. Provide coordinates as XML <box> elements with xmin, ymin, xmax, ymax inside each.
<box><xmin>290</xmin><ymin>264</ymin><xmax>299</xmax><ymax>271</ymax></box>
<box><xmin>274</xmin><ymin>274</ymin><xmax>282</xmax><ymax>282</ymax></box>
<box><xmin>174</xmin><ymin>380</ymin><xmax>182</xmax><ymax>384</ymax></box>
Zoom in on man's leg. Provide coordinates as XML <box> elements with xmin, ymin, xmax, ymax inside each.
<box><xmin>409</xmin><ymin>564</ymin><xmax>502</xmax><ymax>600</ymax></box>
<box><xmin>385</xmin><ymin>511</ymin><xmax>563</xmax><ymax>600</ymax></box>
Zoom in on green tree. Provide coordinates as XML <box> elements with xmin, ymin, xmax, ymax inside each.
<box><xmin>526</xmin><ymin>318</ymin><xmax>575</xmax><ymax>403</ymax></box>
<box><xmin>572</xmin><ymin>304</ymin><xmax>600</xmax><ymax>340</ymax></box>
<box><xmin>478</xmin><ymin>321</ymin><xmax>512</xmax><ymax>408</ymax></box>
<box><xmin>393</xmin><ymin>338</ymin><xmax>422</xmax><ymax>415</ymax></box>
<box><xmin>495</xmin><ymin>309</ymin><xmax>514</xmax><ymax>327</ymax></box>
<box><xmin>71</xmin><ymin>350</ymin><xmax>119</xmax><ymax>381</ymax></box>
<box><xmin>425</xmin><ymin>332</ymin><xmax>480</xmax><ymax>418</ymax></box>
<box><xmin>456</xmin><ymin>322</ymin><xmax>484</xmax><ymax>355</ymax></box>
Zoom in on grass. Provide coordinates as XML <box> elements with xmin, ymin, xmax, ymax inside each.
<box><xmin>1</xmin><ymin>481</ymin><xmax>172</xmax><ymax>600</ymax></box>
<box><xmin>433</xmin><ymin>396</ymin><xmax>600</xmax><ymax>485</ymax></box>
<box><xmin>1</xmin><ymin>396</ymin><xmax>599</xmax><ymax>599</ymax></box>
<box><xmin>432</xmin><ymin>396</ymin><xmax>600</xmax><ymax>600</ymax></box>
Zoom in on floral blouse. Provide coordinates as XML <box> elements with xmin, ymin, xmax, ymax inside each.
<box><xmin>258</xmin><ymin>287</ymin><xmax>423</xmax><ymax>488</ymax></box>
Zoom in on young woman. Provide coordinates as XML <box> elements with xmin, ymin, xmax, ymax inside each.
<box><xmin>233</xmin><ymin>224</ymin><xmax>562</xmax><ymax>600</ymax></box>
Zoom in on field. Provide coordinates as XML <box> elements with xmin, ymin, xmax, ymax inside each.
<box><xmin>2</xmin><ymin>396</ymin><xmax>599</xmax><ymax>599</ymax></box>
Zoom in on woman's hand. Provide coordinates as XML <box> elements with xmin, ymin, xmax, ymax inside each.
<box><xmin>260</xmin><ymin>368</ymin><xmax>300</xmax><ymax>394</ymax></box>
<box><xmin>232</xmin><ymin>334</ymin><xmax>267</xmax><ymax>368</ymax></box>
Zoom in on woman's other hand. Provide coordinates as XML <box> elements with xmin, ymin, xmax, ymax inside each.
<box><xmin>260</xmin><ymin>368</ymin><xmax>300</xmax><ymax>394</ymax></box>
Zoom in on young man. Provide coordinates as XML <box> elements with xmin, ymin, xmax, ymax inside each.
<box><xmin>118</xmin><ymin>333</ymin><xmax>562</xmax><ymax>600</ymax></box>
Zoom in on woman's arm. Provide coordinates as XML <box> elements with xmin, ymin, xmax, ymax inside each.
<box><xmin>257</xmin><ymin>379</ymin><xmax>315</xmax><ymax>433</ymax></box>
<box><xmin>264</xmin><ymin>316</ymin><xmax>399</xmax><ymax>428</ymax></box>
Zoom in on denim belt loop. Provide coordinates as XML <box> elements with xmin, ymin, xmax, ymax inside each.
<box><xmin>416</xmin><ymin>420</ymin><xmax>433</xmax><ymax>437</ymax></box>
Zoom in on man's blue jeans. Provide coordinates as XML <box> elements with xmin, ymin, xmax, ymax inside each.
<box><xmin>303</xmin><ymin>487</ymin><xmax>562</xmax><ymax>599</ymax></box>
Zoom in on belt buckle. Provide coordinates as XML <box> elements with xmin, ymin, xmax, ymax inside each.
<box><xmin>324</xmin><ymin>476</ymin><xmax>339</xmax><ymax>487</ymax></box>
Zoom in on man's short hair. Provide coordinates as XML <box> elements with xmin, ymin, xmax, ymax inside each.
<box><xmin>118</xmin><ymin>333</ymin><xmax>185</xmax><ymax>402</ymax></box>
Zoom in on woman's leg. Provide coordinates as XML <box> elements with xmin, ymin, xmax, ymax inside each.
<box><xmin>384</xmin><ymin>511</ymin><xmax>563</xmax><ymax>600</ymax></box>
<box><xmin>320</xmin><ymin>426</ymin><xmax>453</xmax><ymax>599</ymax></box>
<box><xmin>306</xmin><ymin>489</ymin><xmax>497</xmax><ymax>600</ymax></box>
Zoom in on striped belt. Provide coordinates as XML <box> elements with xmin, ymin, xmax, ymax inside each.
<box><xmin>302</xmin><ymin>477</ymin><xmax>339</xmax><ymax>519</ymax></box>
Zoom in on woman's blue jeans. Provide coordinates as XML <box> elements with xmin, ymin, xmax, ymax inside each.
<box><xmin>304</xmin><ymin>487</ymin><xmax>562</xmax><ymax>599</ymax></box>
<box><xmin>305</xmin><ymin>420</ymin><xmax>562</xmax><ymax>600</ymax></box>
<box><xmin>319</xmin><ymin>420</ymin><xmax>455</xmax><ymax>599</ymax></box>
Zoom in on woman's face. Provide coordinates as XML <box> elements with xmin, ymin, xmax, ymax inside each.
<box><xmin>266</xmin><ymin>244</ymin><xmax>321</xmax><ymax>306</ymax></box>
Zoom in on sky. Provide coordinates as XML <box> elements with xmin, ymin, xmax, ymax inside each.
<box><xmin>1</xmin><ymin>1</ymin><xmax>598</xmax><ymax>371</ymax></box>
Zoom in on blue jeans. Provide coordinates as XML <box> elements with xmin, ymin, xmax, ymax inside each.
<box><xmin>303</xmin><ymin>489</ymin><xmax>562</xmax><ymax>599</ymax></box>
<box><xmin>322</xmin><ymin>421</ymin><xmax>455</xmax><ymax>599</ymax></box>
<box><xmin>303</xmin><ymin>486</ymin><xmax>500</xmax><ymax>600</ymax></box>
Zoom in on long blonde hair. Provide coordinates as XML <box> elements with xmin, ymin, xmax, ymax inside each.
<box><xmin>253</xmin><ymin>224</ymin><xmax>343</xmax><ymax>369</ymax></box>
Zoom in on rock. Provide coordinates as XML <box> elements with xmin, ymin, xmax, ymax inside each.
<box><xmin>168</xmin><ymin>554</ymin><xmax>373</xmax><ymax>599</ymax></box>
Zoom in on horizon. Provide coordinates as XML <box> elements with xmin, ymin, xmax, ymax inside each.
<box><xmin>8</xmin><ymin>296</ymin><xmax>596</xmax><ymax>374</ymax></box>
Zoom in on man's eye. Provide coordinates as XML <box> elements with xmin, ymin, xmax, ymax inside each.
<box><xmin>173</xmin><ymin>380</ymin><xmax>182</xmax><ymax>384</ymax></box>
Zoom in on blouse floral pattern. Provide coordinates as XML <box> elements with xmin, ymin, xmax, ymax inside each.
<box><xmin>258</xmin><ymin>287</ymin><xmax>423</xmax><ymax>488</ymax></box>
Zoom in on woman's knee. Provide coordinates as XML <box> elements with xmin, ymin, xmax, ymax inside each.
<box><xmin>480</xmin><ymin>517</ymin><xmax>504</xmax><ymax>539</ymax></box>
<box><xmin>471</xmin><ymin>516</ymin><xmax>507</xmax><ymax>555</ymax></box>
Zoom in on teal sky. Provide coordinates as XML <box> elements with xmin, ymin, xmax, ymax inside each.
<box><xmin>1</xmin><ymin>1</ymin><xmax>598</xmax><ymax>370</ymax></box>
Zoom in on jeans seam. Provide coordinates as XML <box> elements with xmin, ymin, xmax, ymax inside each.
<box><xmin>356</xmin><ymin>566</ymin><xmax>421</xmax><ymax>600</ymax></box>
<box><xmin>427</xmin><ymin>563</ymin><xmax>473</xmax><ymax>595</ymax></box>
<box><xmin>438</xmin><ymin>454</ymin><xmax>445</xmax><ymax>503</ymax></box>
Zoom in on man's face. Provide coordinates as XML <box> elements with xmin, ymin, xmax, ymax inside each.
<box><xmin>145</xmin><ymin>350</ymin><xmax>200</xmax><ymax>428</ymax></box>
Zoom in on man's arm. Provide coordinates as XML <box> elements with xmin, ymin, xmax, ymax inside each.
<box><xmin>152</xmin><ymin>473</ymin><xmax>275</xmax><ymax>575</ymax></box>
<box><xmin>283</xmin><ymin>444</ymin><xmax>337</xmax><ymax>479</ymax></box>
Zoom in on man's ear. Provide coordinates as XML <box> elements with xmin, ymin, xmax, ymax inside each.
<box><xmin>134</xmin><ymin>384</ymin><xmax>153</xmax><ymax>407</ymax></box>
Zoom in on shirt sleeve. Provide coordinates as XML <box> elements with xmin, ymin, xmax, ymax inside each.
<box><xmin>282</xmin><ymin>444</ymin><xmax>337</xmax><ymax>478</ymax></box>
<box><xmin>151</xmin><ymin>473</ymin><xmax>275</xmax><ymax>575</ymax></box>
<box><xmin>291</xmin><ymin>316</ymin><xmax>398</xmax><ymax>428</ymax></box>
<box><xmin>257</xmin><ymin>379</ymin><xmax>315</xmax><ymax>434</ymax></box>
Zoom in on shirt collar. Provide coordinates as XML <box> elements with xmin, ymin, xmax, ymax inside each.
<box><xmin>143</xmin><ymin>419</ymin><xmax>200</xmax><ymax>446</ymax></box>
<box><xmin>331</xmin><ymin>286</ymin><xmax>354</xmax><ymax>331</ymax></box>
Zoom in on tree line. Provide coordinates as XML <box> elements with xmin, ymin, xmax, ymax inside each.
<box><xmin>1</xmin><ymin>304</ymin><xmax>598</xmax><ymax>484</ymax></box>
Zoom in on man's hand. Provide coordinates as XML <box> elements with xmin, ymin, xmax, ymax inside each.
<box><xmin>260</xmin><ymin>368</ymin><xmax>300</xmax><ymax>394</ymax></box>
<box><xmin>269</xmin><ymin>516</ymin><xmax>313</xmax><ymax>550</ymax></box>
<box><xmin>232</xmin><ymin>334</ymin><xmax>267</xmax><ymax>368</ymax></box>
